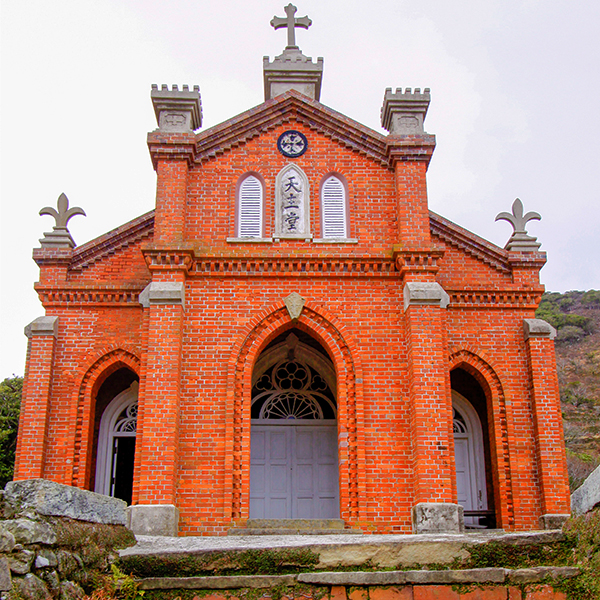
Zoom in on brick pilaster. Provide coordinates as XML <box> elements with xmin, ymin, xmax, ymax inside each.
<box><xmin>14</xmin><ymin>316</ymin><xmax>59</xmax><ymax>480</ymax></box>
<box><xmin>135</xmin><ymin>281</ymin><xmax>185</xmax><ymax>506</ymax></box>
<box><xmin>403</xmin><ymin>283</ymin><xmax>462</xmax><ymax>533</ymax></box>
<box><xmin>523</xmin><ymin>319</ymin><xmax>571</xmax><ymax>526</ymax></box>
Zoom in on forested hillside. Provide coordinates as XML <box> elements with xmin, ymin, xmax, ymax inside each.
<box><xmin>536</xmin><ymin>290</ymin><xmax>600</xmax><ymax>490</ymax></box>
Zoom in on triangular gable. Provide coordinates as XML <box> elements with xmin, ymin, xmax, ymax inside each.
<box><xmin>193</xmin><ymin>90</ymin><xmax>401</xmax><ymax>168</ymax></box>
<box><xmin>70</xmin><ymin>210</ymin><xmax>154</xmax><ymax>271</ymax></box>
<box><xmin>429</xmin><ymin>211</ymin><xmax>510</xmax><ymax>274</ymax></box>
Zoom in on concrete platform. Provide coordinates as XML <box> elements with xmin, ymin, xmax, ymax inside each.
<box><xmin>120</xmin><ymin>529</ymin><xmax>565</xmax><ymax>569</ymax></box>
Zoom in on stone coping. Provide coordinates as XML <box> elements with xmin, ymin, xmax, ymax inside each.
<box><xmin>137</xmin><ymin>567</ymin><xmax>580</xmax><ymax>590</ymax></box>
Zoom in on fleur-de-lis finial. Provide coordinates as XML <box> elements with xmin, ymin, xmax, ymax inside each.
<box><xmin>495</xmin><ymin>198</ymin><xmax>542</xmax><ymax>252</ymax></box>
<box><xmin>39</xmin><ymin>193</ymin><xmax>86</xmax><ymax>248</ymax></box>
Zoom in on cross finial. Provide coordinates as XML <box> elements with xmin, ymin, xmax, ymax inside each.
<box><xmin>271</xmin><ymin>4</ymin><xmax>312</xmax><ymax>49</ymax></box>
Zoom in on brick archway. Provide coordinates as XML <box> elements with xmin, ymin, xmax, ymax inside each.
<box><xmin>225</xmin><ymin>300</ymin><xmax>365</xmax><ymax>525</ymax></box>
<box><xmin>449</xmin><ymin>346</ymin><xmax>515</xmax><ymax>529</ymax></box>
<box><xmin>68</xmin><ymin>346</ymin><xmax>141</xmax><ymax>490</ymax></box>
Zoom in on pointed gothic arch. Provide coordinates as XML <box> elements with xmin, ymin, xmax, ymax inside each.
<box><xmin>225</xmin><ymin>300</ymin><xmax>365</xmax><ymax>525</ymax></box>
<box><xmin>449</xmin><ymin>347</ymin><xmax>514</xmax><ymax>529</ymax></box>
<box><xmin>68</xmin><ymin>347</ymin><xmax>141</xmax><ymax>490</ymax></box>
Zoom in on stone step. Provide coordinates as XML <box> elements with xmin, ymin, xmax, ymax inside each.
<box><xmin>137</xmin><ymin>567</ymin><xmax>580</xmax><ymax>591</ymax></box>
<box><xmin>246</xmin><ymin>519</ymin><xmax>346</xmax><ymax>530</ymax></box>
<box><xmin>228</xmin><ymin>518</ymin><xmax>356</xmax><ymax>536</ymax></box>
<box><xmin>228</xmin><ymin>527</ymin><xmax>360</xmax><ymax>536</ymax></box>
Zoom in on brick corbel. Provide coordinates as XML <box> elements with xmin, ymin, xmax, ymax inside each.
<box><xmin>147</xmin><ymin>131</ymin><xmax>198</xmax><ymax>170</ymax></box>
<box><xmin>385</xmin><ymin>135</ymin><xmax>436</xmax><ymax>167</ymax></box>
<box><xmin>393</xmin><ymin>246</ymin><xmax>444</xmax><ymax>280</ymax></box>
<box><xmin>141</xmin><ymin>246</ymin><xmax>195</xmax><ymax>275</ymax></box>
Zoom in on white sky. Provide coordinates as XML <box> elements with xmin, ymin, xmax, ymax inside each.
<box><xmin>1</xmin><ymin>0</ymin><xmax>599</xmax><ymax>378</ymax></box>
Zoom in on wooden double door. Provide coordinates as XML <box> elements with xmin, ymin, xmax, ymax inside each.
<box><xmin>249</xmin><ymin>423</ymin><xmax>339</xmax><ymax>519</ymax></box>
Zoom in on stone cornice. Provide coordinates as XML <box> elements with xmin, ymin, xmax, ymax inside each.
<box><xmin>429</xmin><ymin>211</ymin><xmax>511</xmax><ymax>275</ymax></box>
<box><xmin>147</xmin><ymin>131</ymin><xmax>198</xmax><ymax>169</ymax></box>
<box><xmin>70</xmin><ymin>211</ymin><xmax>154</xmax><ymax>271</ymax></box>
<box><xmin>192</xmin><ymin>91</ymin><xmax>393</xmax><ymax>168</ymax></box>
<box><xmin>34</xmin><ymin>284</ymin><xmax>146</xmax><ymax>307</ymax></box>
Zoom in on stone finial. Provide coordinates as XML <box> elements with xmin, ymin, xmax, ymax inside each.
<box><xmin>381</xmin><ymin>87</ymin><xmax>431</xmax><ymax>135</ymax></box>
<box><xmin>495</xmin><ymin>198</ymin><xmax>541</xmax><ymax>252</ymax></box>
<box><xmin>151</xmin><ymin>84</ymin><xmax>202</xmax><ymax>132</ymax></box>
<box><xmin>39</xmin><ymin>193</ymin><xmax>86</xmax><ymax>248</ymax></box>
<box><xmin>264</xmin><ymin>4</ymin><xmax>323</xmax><ymax>101</ymax></box>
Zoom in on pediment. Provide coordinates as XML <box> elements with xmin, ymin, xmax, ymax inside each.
<box><xmin>193</xmin><ymin>90</ymin><xmax>393</xmax><ymax>167</ymax></box>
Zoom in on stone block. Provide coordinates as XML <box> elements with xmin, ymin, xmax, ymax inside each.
<box><xmin>2</xmin><ymin>519</ymin><xmax>57</xmax><ymax>545</ymax></box>
<box><xmin>411</xmin><ymin>503</ymin><xmax>464</xmax><ymax>534</ymax></box>
<box><xmin>8</xmin><ymin>549</ymin><xmax>35</xmax><ymax>575</ymax></box>
<box><xmin>523</xmin><ymin>318</ymin><xmax>557</xmax><ymax>340</ymax></box>
<box><xmin>571</xmin><ymin>463</ymin><xmax>600</xmax><ymax>515</ymax></box>
<box><xmin>139</xmin><ymin>282</ymin><xmax>185</xmax><ymax>307</ymax></box>
<box><xmin>539</xmin><ymin>514</ymin><xmax>570</xmax><ymax>530</ymax></box>
<box><xmin>4</xmin><ymin>479</ymin><xmax>127</xmax><ymax>525</ymax></box>
<box><xmin>59</xmin><ymin>581</ymin><xmax>85</xmax><ymax>600</ymax></box>
<box><xmin>24</xmin><ymin>316</ymin><xmax>59</xmax><ymax>339</ymax></box>
<box><xmin>11</xmin><ymin>573</ymin><xmax>52</xmax><ymax>600</ymax></box>
<box><xmin>403</xmin><ymin>282</ymin><xmax>449</xmax><ymax>312</ymax></box>
<box><xmin>0</xmin><ymin>524</ymin><xmax>16</xmax><ymax>552</ymax></box>
<box><xmin>507</xmin><ymin>566</ymin><xmax>580</xmax><ymax>584</ymax></box>
<box><xmin>0</xmin><ymin>557</ymin><xmax>12</xmax><ymax>591</ymax></box>
<box><xmin>139</xmin><ymin>574</ymin><xmax>297</xmax><ymax>590</ymax></box>
<box><xmin>36</xmin><ymin>550</ymin><xmax>58</xmax><ymax>568</ymax></box>
<box><xmin>405</xmin><ymin>568</ymin><xmax>505</xmax><ymax>584</ymax></box>
<box><xmin>127</xmin><ymin>504</ymin><xmax>179</xmax><ymax>536</ymax></box>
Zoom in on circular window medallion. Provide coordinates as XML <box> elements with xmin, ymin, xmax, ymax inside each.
<box><xmin>277</xmin><ymin>130</ymin><xmax>308</xmax><ymax>158</ymax></box>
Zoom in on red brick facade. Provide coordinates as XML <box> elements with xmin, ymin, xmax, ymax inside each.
<box><xmin>16</xmin><ymin>90</ymin><xmax>570</xmax><ymax>535</ymax></box>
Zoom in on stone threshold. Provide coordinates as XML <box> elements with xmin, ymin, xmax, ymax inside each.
<box><xmin>138</xmin><ymin>566</ymin><xmax>580</xmax><ymax>590</ymax></box>
<box><xmin>228</xmin><ymin>518</ymin><xmax>357</xmax><ymax>536</ymax></box>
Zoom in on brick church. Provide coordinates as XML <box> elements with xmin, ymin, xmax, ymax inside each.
<box><xmin>15</xmin><ymin>5</ymin><xmax>571</xmax><ymax>536</ymax></box>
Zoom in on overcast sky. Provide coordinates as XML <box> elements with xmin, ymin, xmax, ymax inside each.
<box><xmin>1</xmin><ymin>0</ymin><xmax>599</xmax><ymax>379</ymax></box>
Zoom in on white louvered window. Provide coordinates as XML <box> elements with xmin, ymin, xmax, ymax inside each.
<box><xmin>238</xmin><ymin>175</ymin><xmax>263</xmax><ymax>238</ymax></box>
<box><xmin>321</xmin><ymin>176</ymin><xmax>347</xmax><ymax>238</ymax></box>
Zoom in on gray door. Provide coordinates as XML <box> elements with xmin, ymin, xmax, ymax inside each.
<box><xmin>250</xmin><ymin>424</ymin><xmax>339</xmax><ymax>519</ymax></box>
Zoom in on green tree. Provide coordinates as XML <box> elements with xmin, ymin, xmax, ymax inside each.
<box><xmin>0</xmin><ymin>375</ymin><xmax>23</xmax><ymax>487</ymax></box>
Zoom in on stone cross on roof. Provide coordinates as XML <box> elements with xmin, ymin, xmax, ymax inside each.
<box><xmin>271</xmin><ymin>4</ymin><xmax>312</xmax><ymax>48</ymax></box>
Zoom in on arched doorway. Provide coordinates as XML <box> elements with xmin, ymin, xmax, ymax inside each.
<box><xmin>94</xmin><ymin>381</ymin><xmax>138</xmax><ymax>504</ymax></box>
<box><xmin>452</xmin><ymin>391</ymin><xmax>488</xmax><ymax>527</ymax></box>
<box><xmin>250</xmin><ymin>331</ymin><xmax>339</xmax><ymax>519</ymax></box>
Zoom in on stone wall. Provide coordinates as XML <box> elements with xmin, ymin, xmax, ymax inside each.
<box><xmin>0</xmin><ymin>480</ymin><xmax>135</xmax><ymax>600</ymax></box>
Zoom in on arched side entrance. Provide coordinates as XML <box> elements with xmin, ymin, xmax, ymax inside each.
<box><xmin>452</xmin><ymin>390</ymin><xmax>488</xmax><ymax>528</ymax></box>
<box><xmin>95</xmin><ymin>382</ymin><xmax>138</xmax><ymax>504</ymax></box>
<box><xmin>249</xmin><ymin>331</ymin><xmax>339</xmax><ymax>519</ymax></box>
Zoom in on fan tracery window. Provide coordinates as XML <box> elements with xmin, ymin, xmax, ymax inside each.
<box><xmin>252</xmin><ymin>358</ymin><xmax>336</xmax><ymax>420</ymax></box>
